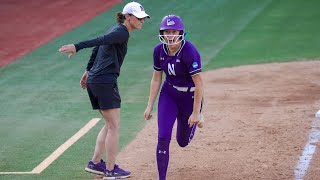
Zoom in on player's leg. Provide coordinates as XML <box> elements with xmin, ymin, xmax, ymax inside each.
<box><xmin>157</xmin><ymin>88</ymin><xmax>178</xmax><ymax>180</ymax></box>
<box><xmin>176</xmin><ymin>94</ymin><xmax>203</xmax><ymax>147</ymax></box>
<box><xmin>176</xmin><ymin>113</ymin><xmax>196</xmax><ymax>147</ymax></box>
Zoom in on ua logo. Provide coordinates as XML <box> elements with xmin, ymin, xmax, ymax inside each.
<box><xmin>168</xmin><ymin>63</ymin><xmax>176</xmax><ymax>76</ymax></box>
<box><xmin>158</xmin><ymin>150</ymin><xmax>166</xmax><ymax>154</ymax></box>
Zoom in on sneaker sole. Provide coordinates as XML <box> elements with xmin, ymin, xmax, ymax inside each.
<box><xmin>103</xmin><ymin>174</ymin><xmax>131</xmax><ymax>180</ymax></box>
<box><xmin>85</xmin><ymin>167</ymin><xmax>105</xmax><ymax>175</ymax></box>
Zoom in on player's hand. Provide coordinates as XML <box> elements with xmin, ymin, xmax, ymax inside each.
<box><xmin>80</xmin><ymin>71</ymin><xmax>89</xmax><ymax>89</ymax></box>
<box><xmin>59</xmin><ymin>44</ymin><xmax>76</xmax><ymax>58</ymax></box>
<box><xmin>188</xmin><ymin>112</ymin><xmax>201</xmax><ymax>127</ymax></box>
<box><xmin>144</xmin><ymin>106</ymin><xmax>153</xmax><ymax>120</ymax></box>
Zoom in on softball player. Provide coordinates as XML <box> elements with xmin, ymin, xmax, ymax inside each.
<box><xmin>59</xmin><ymin>2</ymin><xmax>149</xmax><ymax>179</ymax></box>
<box><xmin>144</xmin><ymin>15</ymin><xmax>204</xmax><ymax>180</ymax></box>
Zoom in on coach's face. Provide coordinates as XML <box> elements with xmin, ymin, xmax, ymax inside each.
<box><xmin>129</xmin><ymin>15</ymin><xmax>145</xmax><ymax>29</ymax></box>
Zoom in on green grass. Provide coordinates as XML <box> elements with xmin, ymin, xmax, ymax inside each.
<box><xmin>0</xmin><ymin>0</ymin><xmax>320</xmax><ymax>179</ymax></box>
<box><xmin>205</xmin><ymin>0</ymin><xmax>320</xmax><ymax>69</ymax></box>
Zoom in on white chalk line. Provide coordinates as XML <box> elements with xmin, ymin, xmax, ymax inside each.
<box><xmin>294</xmin><ymin>115</ymin><xmax>320</xmax><ymax>180</ymax></box>
<box><xmin>0</xmin><ymin>118</ymin><xmax>101</xmax><ymax>175</ymax></box>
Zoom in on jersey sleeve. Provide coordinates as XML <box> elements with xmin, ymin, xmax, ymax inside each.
<box><xmin>75</xmin><ymin>26</ymin><xmax>129</xmax><ymax>51</ymax></box>
<box><xmin>153</xmin><ymin>46</ymin><xmax>162</xmax><ymax>71</ymax></box>
<box><xmin>86</xmin><ymin>46</ymin><xmax>99</xmax><ymax>71</ymax></box>
<box><xmin>185</xmin><ymin>45</ymin><xmax>201</xmax><ymax>76</ymax></box>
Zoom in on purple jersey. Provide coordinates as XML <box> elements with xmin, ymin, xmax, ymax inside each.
<box><xmin>153</xmin><ymin>40</ymin><xmax>201</xmax><ymax>87</ymax></box>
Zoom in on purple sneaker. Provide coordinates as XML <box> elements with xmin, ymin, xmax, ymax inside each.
<box><xmin>103</xmin><ymin>164</ymin><xmax>131</xmax><ymax>179</ymax></box>
<box><xmin>85</xmin><ymin>159</ymin><xmax>106</xmax><ymax>175</ymax></box>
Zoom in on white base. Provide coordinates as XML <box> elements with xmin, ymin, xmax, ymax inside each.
<box><xmin>315</xmin><ymin>110</ymin><xmax>320</xmax><ymax>118</ymax></box>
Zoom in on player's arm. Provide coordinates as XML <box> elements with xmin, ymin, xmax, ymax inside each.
<box><xmin>188</xmin><ymin>72</ymin><xmax>204</xmax><ymax>127</ymax></box>
<box><xmin>144</xmin><ymin>70</ymin><xmax>163</xmax><ymax>120</ymax></box>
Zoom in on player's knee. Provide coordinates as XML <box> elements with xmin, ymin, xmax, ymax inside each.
<box><xmin>157</xmin><ymin>138</ymin><xmax>170</xmax><ymax>150</ymax></box>
<box><xmin>176</xmin><ymin>137</ymin><xmax>189</xmax><ymax>147</ymax></box>
<box><xmin>158</xmin><ymin>138</ymin><xmax>170</xmax><ymax>146</ymax></box>
<box><xmin>178</xmin><ymin>142</ymin><xmax>189</xmax><ymax>147</ymax></box>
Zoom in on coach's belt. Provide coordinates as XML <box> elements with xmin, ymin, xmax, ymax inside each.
<box><xmin>172</xmin><ymin>85</ymin><xmax>196</xmax><ymax>92</ymax></box>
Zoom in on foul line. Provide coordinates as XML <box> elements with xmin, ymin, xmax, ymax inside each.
<box><xmin>0</xmin><ymin>118</ymin><xmax>101</xmax><ymax>175</ymax></box>
<box><xmin>294</xmin><ymin>113</ymin><xmax>320</xmax><ymax>180</ymax></box>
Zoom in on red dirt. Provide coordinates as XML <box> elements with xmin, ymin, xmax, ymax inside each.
<box><xmin>0</xmin><ymin>0</ymin><xmax>123</xmax><ymax>67</ymax></box>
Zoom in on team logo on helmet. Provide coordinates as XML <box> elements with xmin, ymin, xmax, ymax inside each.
<box><xmin>166</xmin><ymin>19</ymin><xmax>175</xmax><ymax>26</ymax></box>
<box><xmin>140</xmin><ymin>5</ymin><xmax>144</xmax><ymax>11</ymax></box>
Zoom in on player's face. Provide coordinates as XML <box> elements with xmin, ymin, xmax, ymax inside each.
<box><xmin>163</xmin><ymin>30</ymin><xmax>181</xmax><ymax>46</ymax></box>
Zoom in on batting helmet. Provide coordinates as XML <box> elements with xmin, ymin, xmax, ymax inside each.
<box><xmin>159</xmin><ymin>15</ymin><xmax>185</xmax><ymax>45</ymax></box>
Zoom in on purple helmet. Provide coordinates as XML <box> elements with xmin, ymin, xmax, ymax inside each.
<box><xmin>159</xmin><ymin>15</ymin><xmax>185</xmax><ymax>45</ymax></box>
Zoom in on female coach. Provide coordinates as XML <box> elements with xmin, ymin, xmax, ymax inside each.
<box><xmin>59</xmin><ymin>2</ymin><xmax>149</xmax><ymax>179</ymax></box>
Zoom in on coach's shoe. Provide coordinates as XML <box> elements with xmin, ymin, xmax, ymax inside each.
<box><xmin>85</xmin><ymin>159</ymin><xmax>106</xmax><ymax>175</ymax></box>
<box><xmin>103</xmin><ymin>164</ymin><xmax>131</xmax><ymax>180</ymax></box>
<box><xmin>197</xmin><ymin>114</ymin><xmax>205</xmax><ymax>128</ymax></box>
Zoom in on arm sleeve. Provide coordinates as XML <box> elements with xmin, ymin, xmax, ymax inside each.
<box><xmin>153</xmin><ymin>47</ymin><xmax>162</xmax><ymax>71</ymax></box>
<box><xmin>75</xmin><ymin>29</ymin><xmax>129</xmax><ymax>52</ymax></box>
<box><xmin>185</xmin><ymin>46</ymin><xmax>202</xmax><ymax>76</ymax></box>
<box><xmin>86</xmin><ymin>46</ymin><xmax>99</xmax><ymax>71</ymax></box>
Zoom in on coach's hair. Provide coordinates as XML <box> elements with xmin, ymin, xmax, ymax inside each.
<box><xmin>116</xmin><ymin>12</ymin><xmax>126</xmax><ymax>23</ymax></box>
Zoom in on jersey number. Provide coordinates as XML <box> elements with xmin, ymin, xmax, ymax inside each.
<box><xmin>168</xmin><ymin>63</ymin><xmax>176</xmax><ymax>76</ymax></box>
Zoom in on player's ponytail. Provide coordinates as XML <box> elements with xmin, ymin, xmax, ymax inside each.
<box><xmin>116</xmin><ymin>12</ymin><xmax>125</xmax><ymax>24</ymax></box>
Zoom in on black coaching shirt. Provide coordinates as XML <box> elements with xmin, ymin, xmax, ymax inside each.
<box><xmin>75</xmin><ymin>24</ymin><xmax>129</xmax><ymax>83</ymax></box>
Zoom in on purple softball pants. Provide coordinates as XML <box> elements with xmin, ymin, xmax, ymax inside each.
<box><xmin>156</xmin><ymin>81</ymin><xmax>198</xmax><ymax>180</ymax></box>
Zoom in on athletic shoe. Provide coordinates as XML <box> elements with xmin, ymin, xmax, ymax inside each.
<box><xmin>103</xmin><ymin>164</ymin><xmax>131</xmax><ymax>179</ymax></box>
<box><xmin>197</xmin><ymin>114</ymin><xmax>205</xmax><ymax>128</ymax></box>
<box><xmin>85</xmin><ymin>159</ymin><xmax>106</xmax><ymax>175</ymax></box>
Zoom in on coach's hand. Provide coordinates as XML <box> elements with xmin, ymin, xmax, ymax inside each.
<box><xmin>59</xmin><ymin>44</ymin><xmax>76</xmax><ymax>58</ymax></box>
<box><xmin>80</xmin><ymin>71</ymin><xmax>88</xmax><ymax>89</ymax></box>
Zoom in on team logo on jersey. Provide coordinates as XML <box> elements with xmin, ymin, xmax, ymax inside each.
<box><xmin>176</xmin><ymin>59</ymin><xmax>180</xmax><ymax>62</ymax></box>
<box><xmin>167</xmin><ymin>19</ymin><xmax>175</xmax><ymax>26</ymax></box>
<box><xmin>160</xmin><ymin>57</ymin><xmax>164</xmax><ymax>61</ymax></box>
<box><xmin>168</xmin><ymin>63</ymin><xmax>176</xmax><ymax>76</ymax></box>
<box><xmin>192</xmin><ymin>62</ymin><xmax>199</xmax><ymax>68</ymax></box>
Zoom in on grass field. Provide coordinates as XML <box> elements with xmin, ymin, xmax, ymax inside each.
<box><xmin>0</xmin><ymin>0</ymin><xmax>319</xmax><ymax>179</ymax></box>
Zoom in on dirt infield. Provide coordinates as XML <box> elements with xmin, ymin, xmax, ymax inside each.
<box><xmin>112</xmin><ymin>61</ymin><xmax>320</xmax><ymax>180</ymax></box>
<box><xmin>0</xmin><ymin>0</ymin><xmax>122</xmax><ymax>67</ymax></box>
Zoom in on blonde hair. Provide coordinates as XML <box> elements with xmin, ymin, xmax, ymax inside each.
<box><xmin>116</xmin><ymin>12</ymin><xmax>126</xmax><ymax>23</ymax></box>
